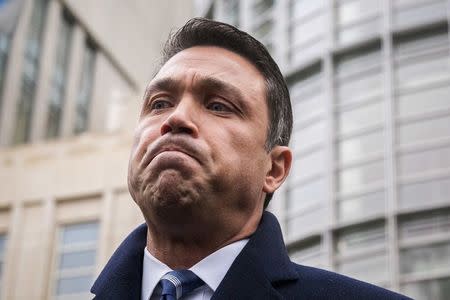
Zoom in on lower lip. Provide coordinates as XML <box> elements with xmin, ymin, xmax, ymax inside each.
<box><xmin>152</xmin><ymin>151</ymin><xmax>198</xmax><ymax>164</ymax></box>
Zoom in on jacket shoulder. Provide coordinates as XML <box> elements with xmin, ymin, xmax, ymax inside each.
<box><xmin>275</xmin><ymin>263</ymin><xmax>413</xmax><ymax>300</ymax></box>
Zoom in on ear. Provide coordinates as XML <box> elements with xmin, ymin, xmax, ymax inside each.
<box><xmin>263</xmin><ymin>146</ymin><xmax>292</xmax><ymax>194</ymax></box>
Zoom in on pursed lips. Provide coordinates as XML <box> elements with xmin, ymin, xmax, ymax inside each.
<box><xmin>141</xmin><ymin>140</ymin><xmax>202</xmax><ymax>169</ymax></box>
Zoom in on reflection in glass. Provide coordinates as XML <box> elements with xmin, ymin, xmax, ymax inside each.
<box><xmin>397</xmin><ymin>84</ymin><xmax>450</xmax><ymax>117</ymax></box>
<box><xmin>399</xmin><ymin>210</ymin><xmax>450</xmax><ymax>241</ymax></box>
<box><xmin>289</xmin><ymin>237</ymin><xmax>323</xmax><ymax>266</ymax></box>
<box><xmin>400</xmin><ymin>242</ymin><xmax>450</xmax><ymax>275</ymax></box>
<box><xmin>398</xmin><ymin>146</ymin><xmax>450</xmax><ymax>176</ymax></box>
<box><xmin>338</xmin><ymin>160</ymin><xmax>384</xmax><ymax>194</ymax></box>
<box><xmin>336</xmin><ymin>0</ymin><xmax>380</xmax><ymax>26</ymax></box>
<box><xmin>56</xmin><ymin>275</ymin><xmax>93</xmax><ymax>295</ymax></box>
<box><xmin>338</xmin><ymin>130</ymin><xmax>384</xmax><ymax>164</ymax></box>
<box><xmin>336</xmin><ymin>72</ymin><xmax>381</xmax><ymax>104</ymax></box>
<box><xmin>338</xmin><ymin>101</ymin><xmax>383</xmax><ymax>135</ymax></box>
<box><xmin>336</xmin><ymin>222</ymin><xmax>385</xmax><ymax>253</ymax></box>
<box><xmin>402</xmin><ymin>277</ymin><xmax>450</xmax><ymax>300</ymax></box>
<box><xmin>393</xmin><ymin>0</ymin><xmax>447</xmax><ymax>29</ymax></box>
<box><xmin>398</xmin><ymin>115</ymin><xmax>450</xmax><ymax>146</ymax></box>
<box><xmin>288</xmin><ymin>177</ymin><xmax>326</xmax><ymax>211</ymax></box>
<box><xmin>60</xmin><ymin>250</ymin><xmax>96</xmax><ymax>270</ymax></box>
<box><xmin>336</xmin><ymin>253</ymin><xmax>387</xmax><ymax>284</ymax></box>
<box><xmin>291</xmin><ymin>120</ymin><xmax>326</xmax><ymax>151</ymax></box>
<box><xmin>338</xmin><ymin>191</ymin><xmax>385</xmax><ymax>222</ymax></box>
<box><xmin>287</xmin><ymin>207</ymin><xmax>326</xmax><ymax>239</ymax></box>
<box><xmin>61</xmin><ymin>222</ymin><xmax>98</xmax><ymax>245</ymax></box>
<box><xmin>395</xmin><ymin>54</ymin><xmax>449</xmax><ymax>90</ymax></box>
<box><xmin>399</xmin><ymin>177</ymin><xmax>450</xmax><ymax>209</ymax></box>
<box><xmin>291</xmin><ymin>149</ymin><xmax>325</xmax><ymax>183</ymax></box>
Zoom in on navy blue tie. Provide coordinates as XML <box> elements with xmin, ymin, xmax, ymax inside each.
<box><xmin>159</xmin><ymin>270</ymin><xmax>204</xmax><ymax>300</ymax></box>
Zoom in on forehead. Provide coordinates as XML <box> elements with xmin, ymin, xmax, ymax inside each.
<box><xmin>152</xmin><ymin>46</ymin><xmax>266</xmax><ymax>96</ymax></box>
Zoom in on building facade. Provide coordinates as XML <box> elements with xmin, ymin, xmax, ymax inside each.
<box><xmin>0</xmin><ymin>0</ymin><xmax>193</xmax><ymax>299</ymax></box>
<box><xmin>199</xmin><ymin>0</ymin><xmax>450</xmax><ymax>299</ymax></box>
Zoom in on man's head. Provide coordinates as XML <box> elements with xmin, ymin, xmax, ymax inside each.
<box><xmin>127</xmin><ymin>18</ymin><xmax>292</xmax><ymax>247</ymax></box>
<box><xmin>159</xmin><ymin>18</ymin><xmax>293</xmax><ymax>206</ymax></box>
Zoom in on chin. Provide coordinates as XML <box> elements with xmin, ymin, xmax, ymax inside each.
<box><xmin>140</xmin><ymin>170</ymin><xmax>202</xmax><ymax>211</ymax></box>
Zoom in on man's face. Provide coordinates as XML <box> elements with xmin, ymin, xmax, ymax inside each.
<box><xmin>128</xmin><ymin>46</ymin><xmax>274</xmax><ymax>240</ymax></box>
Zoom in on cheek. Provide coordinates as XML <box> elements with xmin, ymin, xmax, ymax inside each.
<box><xmin>132</xmin><ymin>120</ymin><xmax>161</xmax><ymax>162</ymax></box>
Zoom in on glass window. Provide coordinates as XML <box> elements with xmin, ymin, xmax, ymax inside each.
<box><xmin>291</xmin><ymin>0</ymin><xmax>325</xmax><ymax>20</ymax></box>
<box><xmin>337</xmin><ymin>101</ymin><xmax>383</xmax><ymax>136</ymax></box>
<box><xmin>336</xmin><ymin>222</ymin><xmax>386</xmax><ymax>254</ymax></box>
<box><xmin>222</xmin><ymin>0</ymin><xmax>240</xmax><ymax>27</ymax></box>
<box><xmin>402</xmin><ymin>277</ymin><xmax>450</xmax><ymax>300</ymax></box>
<box><xmin>335</xmin><ymin>47</ymin><xmax>381</xmax><ymax>79</ymax></box>
<box><xmin>338</xmin><ymin>130</ymin><xmax>384</xmax><ymax>165</ymax></box>
<box><xmin>338</xmin><ymin>190</ymin><xmax>385</xmax><ymax>222</ymax></box>
<box><xmin>400</xmin><ymin>242</ymin><xmax>450</xmax><ymax>275</ymax></box>
<box><xmin>55</xmin><ymin>222</ymin><xmax>98</xmax><ymax>297</ymax></box>
<box><xmin>56</xmin><ymin>275</ymin><xmax>93</xmax><ymax>295</ymax></box>
<box><xmin>395</xmin><ymin>53</ymin><xmax>449</xmax><ymax>90</ymax></box>
<box><xmin>61</xmin><ymin>222</ymin><xmax>98</xmax><ymax>245</ymax></box>
<box><xmin>252</xmin><ymin>0</ymin><xmax>274</xmax><ymax>15</ymax></box>
<box><xmin>0</xmin><ymin>234</ymin><xmax>6</xmax><ymax>287</ymax></box>
<box><xmin>74</xmin><ymin>42</ymin><xmax>96</xmax><ymax>134</ymax></box>
<box><xmin>0</xmin><ymin>33</ymin><xmax>11</xmax><ymax>113</ymax></box>
<box><xmin>336</xmin><ymin>72</ymin><xmax>381</xmax><ymax>104</ymax></box>
<box><xmin>397</xmin><ymin>84</ymin><xmax>450</xmax><ymax>117</ymax></box>
<box><xmin>336</xmin><ymin>252</ymin><xmax>387</xmax><ymax>284</ymax></box>
<box><xmin>290</xmin><ymin>149</ymin><xmax>325</xmax><ymax>183</ymax></box>
<box><xmin>291</xmin><ymin>121</ymin><xmax>326</xmax><ymax>152</ymax></box>
<box><xmin>398</xmin><ymin>146</ymin><xmax>450</xmax><ymax>177</ymax></box>
<box><xmin>289</xmin><ymin>237</ymin><xmax>323</xmax><ymax>266</ymax></box>
<box><xmin>337</xmin><ymin>18</ymin><xmax>380</xmax><ymax>45</ymax></box>
<box><xmin>252</xmin><ymin>18</ymin><xmax>273</xmax><ymax>41</ymax></box>
<box><xmin>399</xmin><ymin>177</ymin><xmax>450</xmax><ymax>210</ymax></box>
<box><xmin>59</xmin><ymin>250</ymin><xmax>96</xmax><ymax>270</ymax></box>
<box><xmin>46</xmin><ymin>13</ymin><xmax>73</xmax><ymax>138</ymax></box>
<box><xmin>393</xmin><ymin>0</ymin><xmax>447</xmax><ymax>29</ymax></box>
<box><xmin>13</xmin><ymin>0</ymin><xmax>49</xmax><ymax>144</ymax></box>
<box><xmin>394</xmin><ymin>26</ymin><xmax>448</xmax><ymax>57</ymax></box>
<box><xmin>290</xmin><ymin>13</ymin><xmax>326</xmax><ymax>49</ymax></box>
<box><xmin>286</xmin><ymin>207</ymin><xmax>326</xmax><ymax>239</ymax></box>
<box><xmin>399</xmin><ymin>209</ymin><xmax>450</xmax><ymax>241</ymax></box>
<box><xmin>398</xmin><ymin>115</ymin><xmax>450</xmax><ymax>146</ymax></box>
<box><xmin>338</xmin><ymin>160</ymin><xmax>384</xmax><ymax>194</ymax></box>
<box><xmin>288</xmin><ymin>177</ymin><xmax>326</xmax><ymax>212</ymax></box>
<box><xmin>290</xmin><ymin>65</ymin><xmax>324</xmax><ymax>123</ymax></box>
<box><xmin>336</xmin><ymin>0</ymin><xmax>380</xmax><ymax>26</ymax></box>
<box><xmin>293</xmin><ymin>93</ymin><xmax>325</xmax><ymax>125</ymax></box>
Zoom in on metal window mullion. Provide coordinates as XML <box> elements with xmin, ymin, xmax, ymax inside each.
<box><xmin>382</xmin><ymin>0</ymin><xmax>400</xmax><ymax>291</ymax></box>
<box><xmin>322</xmin><ymin>0</ymin><xmax>336</xmax><ymax>271</ymax></box>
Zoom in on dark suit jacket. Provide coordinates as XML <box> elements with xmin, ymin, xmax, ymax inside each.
<box><xmin>91</xmin><ymin>212</ymin><xmax>412</xmax><ymax>299</ymax></box>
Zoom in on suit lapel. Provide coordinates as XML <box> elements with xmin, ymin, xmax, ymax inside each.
<box><xmin>91</xmin><ymin>223</ymin><xmax>147</xmax><ymax>300</ymax></box>
<box><xmin>212</xmin><ymin>212</ymin><xmax>299</xmax><ymax>299</ymax></box>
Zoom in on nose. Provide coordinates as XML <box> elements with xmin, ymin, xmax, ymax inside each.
<box><xmin>160</xmin><ymin>98</ymin><xmax>199</xmax><ymax>137</ymax></box>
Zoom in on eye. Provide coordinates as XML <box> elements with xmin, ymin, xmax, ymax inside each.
<box><xmin>207</xmin><ymin>101</ymin><xmax>231</xmax><ymax>113</ymax></box>
<box><xmin>150</xmin><ymin>99</ymin><xmax>172</xmax><ymax>110</ymax></box>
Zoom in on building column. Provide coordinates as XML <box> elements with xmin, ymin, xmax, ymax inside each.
<box><xmin>0</xmin><ymin>0</ymin><xmax>33</xmax><ymax>146</ymax></box>
<box><xmin>61</xmin><ymin>25</ymin><xmax>85</xmax><ymax>137</ymax></box>
<box><xmin>30</xmin><ymin>0</ymin><xmax>61</xmax><ymax>142</ymax></box>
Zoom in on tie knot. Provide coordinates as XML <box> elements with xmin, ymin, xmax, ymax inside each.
<box><xmin>159</xmin><ymin>270</ymin><xmax>204</xmax><ymax>300</ymax></box>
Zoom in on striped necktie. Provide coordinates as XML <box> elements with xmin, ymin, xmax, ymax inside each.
<box><xmin>158</xmin><ymin>270</ymin><xmax>204</xmax><ymax>300</ymax></box>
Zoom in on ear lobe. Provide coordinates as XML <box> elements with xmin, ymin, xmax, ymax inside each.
<box><xmin>263</xmin><ymin>146</ymin><xmax>292</xmax><ymax>194</ymax></box>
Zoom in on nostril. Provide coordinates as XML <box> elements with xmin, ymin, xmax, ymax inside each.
<box><xmin>160</xmin><ymin>122</ymin><xmax>172</xmax><ymax>135</ymax></box>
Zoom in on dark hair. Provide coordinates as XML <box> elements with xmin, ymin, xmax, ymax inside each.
<box><xmin>159</xmin><ymin>18</ymin><xmax>292</xmax><ymax>207</ymax></box>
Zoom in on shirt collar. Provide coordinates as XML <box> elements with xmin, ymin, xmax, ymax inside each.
<box><xmin>141</xmin><ymin>239</ymin><xmax>248</xmax><ymax>300</ymax></box>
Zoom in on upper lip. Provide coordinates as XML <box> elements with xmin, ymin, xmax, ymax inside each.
<box><xmin>141</xmin><ymin>136</ymin><xmax>202</xmax><ymax>168</ymax></box>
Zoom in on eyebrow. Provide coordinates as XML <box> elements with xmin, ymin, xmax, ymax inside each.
<box><xmin>144</xmin><ymin>75</ymin><xmax>246</xmax><ymax>107</ymax></box>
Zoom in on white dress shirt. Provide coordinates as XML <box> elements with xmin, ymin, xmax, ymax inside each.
<box><xmin>141</xmin><ymin>239</ymin><xmax>249</xmax><ymax>300</ymax></box>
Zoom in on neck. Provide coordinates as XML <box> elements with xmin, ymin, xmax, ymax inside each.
<box><xmin>145</xmin><ymin>212</ymin><xmax>262</xmax><ymax>269</ymax></box>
